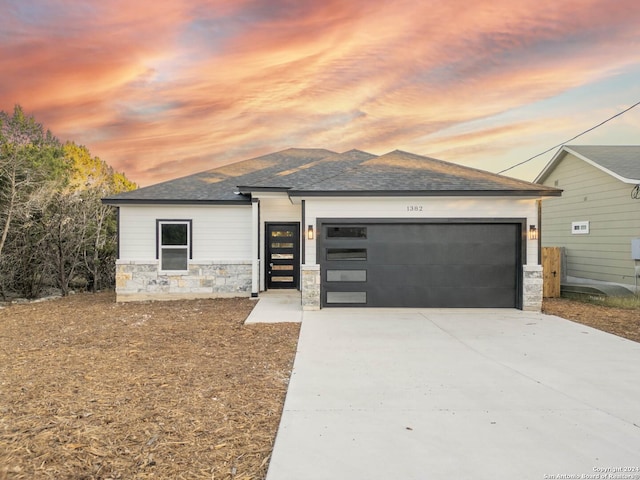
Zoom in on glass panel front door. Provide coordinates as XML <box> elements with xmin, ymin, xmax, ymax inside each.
<box><xmin>266</xmin><ymin>223</ymin><xmax>300</xmax><ymax>289</ymax></box>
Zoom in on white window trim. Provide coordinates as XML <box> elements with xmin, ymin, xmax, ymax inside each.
<box><xmin>571</xmin><ymin>221</ymin><xmax>590</xmax><ymax>235</ymax></box>
<box><xmin>157</xmin><ymin>220</ymin><xmax>192</xmax><ymax>273</ymax></box>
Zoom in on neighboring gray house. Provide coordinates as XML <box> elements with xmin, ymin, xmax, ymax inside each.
<box><xmin>535</xmin><ymin>145</ymin><xmax>640</xmax><ymax>291</ymax></box>
<box><xmin>103</xmin><ymin>148</ymin><xmax>560</xmax><ymax>310</ymax></box>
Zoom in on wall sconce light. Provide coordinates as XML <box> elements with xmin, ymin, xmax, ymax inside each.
<box><xmin>307</xmin><ymin>225</ymin><xmax>314</xmax><ymax>240</ymax></box>
<box><xmin>528</xmin><ymin>225</ymin><xmax>538</xmax><ymax>241</ymax></box>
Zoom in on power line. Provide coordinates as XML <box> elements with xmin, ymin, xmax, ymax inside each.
<box><xmin>497</xmin><ymin>100</ymin><xmax>640</xmax><ymax>174</ymax></box>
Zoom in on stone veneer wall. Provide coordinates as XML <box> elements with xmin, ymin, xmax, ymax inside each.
<box><xmin>522</xmin><ymin>264</ymin><xmax>543</xmax><ymax>311</ymax></box>
<box><xmin>115</xmin><ymin>260</ymin><xmax>252</xmax><ymax>302</ymax></box>
<box><xmin>301</xmin><ymin>264</ymin><xmax>320</xmax><ymax>310</ymax></box>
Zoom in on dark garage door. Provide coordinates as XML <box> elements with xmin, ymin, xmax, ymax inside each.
<box><xmin>319</xmin><ymin>222</ymin><xmax>521</xmax><ymax>308</ymax></box>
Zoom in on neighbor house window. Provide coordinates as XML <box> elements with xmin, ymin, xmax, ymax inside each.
<box><xmin>157</xmin><ymin>220</ymin><xmax>192</xmax><ymax>271</ymax></box>
<box><xmin>571</xmin><ymin>221</ymin><xmax>589</xmax><ymax>235</ymax></box>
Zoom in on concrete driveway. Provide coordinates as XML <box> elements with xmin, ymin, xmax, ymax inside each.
<box><xmin>266</xmin><ymin>308</ymin><xmax>640</xmax><ymax>480</ymax></box>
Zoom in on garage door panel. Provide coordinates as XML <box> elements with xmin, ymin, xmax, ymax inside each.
<box><xmin>368</xmin><ymin>265</ymin><xmax>516</xmax><ymax>288</ymax></box>
<box><xmin>432</xmin><ymin>265</ymin><xmax>516</xmax><ymax>288</ymax></box>
<box><xmin>421</xmin><ymin>288</ymin><xmax>516</xmax><ymax>308</ymax></box>
<box><xmin>367</xmin><ymin>226</ymin><xmax>516</xmax><ymax>266</ymax></box>
<box><xmin>367</xmin><ymin>244</ymin><xmax>516</xmax><ymax>266</ymax></box>
<box><xmin>320</xmin><ymin>222</ymin><xmax>521</xmax><ymax>308</ymax></box>
<box><xmin>365</xmin><ymin>286</ymin><xmax>516</xmax><ymax>308</ymax></box>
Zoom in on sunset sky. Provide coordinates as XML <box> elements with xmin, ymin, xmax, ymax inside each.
<box><xmin>1</xmin><ymin>0</ymin><xmax>639</xmax><ymax>186</ymax></box>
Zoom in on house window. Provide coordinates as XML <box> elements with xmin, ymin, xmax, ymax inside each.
<box><xmin>571</xmin><ymin>221</ymin><xmax>589</xmax><ymax>235</ymax></box>
<box><xmin>157</xmin><ymin>220</ymin><xmax>192</xmax><ymax>271</ymax></box>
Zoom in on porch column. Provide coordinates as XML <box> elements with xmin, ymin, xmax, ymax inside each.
<box><xmin>251</xmin><ymin>198</ymin><xmax>259</xmax><ymax>297</ymax></box>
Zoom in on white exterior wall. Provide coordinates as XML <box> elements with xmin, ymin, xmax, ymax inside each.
<box><xmin>115</xmin><ymin>196</ymin><xmax>542</xmax><ymax>307</ymax></box>
<box><xmin>302</xmin><ymin>196</ymin><xmax>539</xmax><ymax>265</ymax></box>
<box><xmin>119</xmin><ymin>204</ymin><xmax>252</xmax><ymax>262</ymax></box>
<box><xmin>115</xmin><ymin>204</ymin><xmax>252</xmax><ymax>301</ymax></box>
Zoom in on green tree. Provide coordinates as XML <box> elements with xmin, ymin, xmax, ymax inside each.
<box><xmin>60</xmin><ymin>142</ymin><xmax>136</xmax><ymax>293</ymax></box>
<box><xmin>0</xmin><ymin>105</ymin><xmax>66</xmax><ymax>259</ymax></box>
<box><xmin>0</xmin><ymin>106</ymin><xmax>136</xmax><ymax>298</ymax></box>
<box><xmin>2</xmin><ymin>186</ymin><xmax>56</xmax><ymax>298</ymax></box>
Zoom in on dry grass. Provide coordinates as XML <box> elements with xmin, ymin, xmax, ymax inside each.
<box><xmin>566</xmin><ymin>294</ymin><xmax>640</xmax><ymax>309</ymax></box>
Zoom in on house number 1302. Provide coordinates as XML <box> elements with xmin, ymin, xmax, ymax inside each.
<box><xmin>406</xmin><ymin>205</ymin><xmax>423</xmax><ymax>212</ymax></box>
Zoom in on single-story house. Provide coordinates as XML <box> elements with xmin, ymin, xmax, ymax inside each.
<box><xmin>103</xmin><ymin>148</ymin><xmax>561</xmax><ymax>310</ymax></box>
<box><xmin>535</xmin><ymin>145</ymin><xmax>640</xmax><ymax>291</ymax></box>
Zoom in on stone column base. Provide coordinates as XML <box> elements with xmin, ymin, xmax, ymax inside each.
<box><xmin>301</xmin><ymin>264</ymin><xmax>321</xmax><ymax>310</ymax></box>
<box><xmin>522</xmin><ymin>265</ymin><xmax>543</xmax><ymax>311</ymax></box>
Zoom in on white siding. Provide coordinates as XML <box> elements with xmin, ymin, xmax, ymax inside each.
<box><xmin>119</xmin><ymin>205</ymin><xmax>252</xmax><ymax>262</ymax></box>
<box><xmin>303</xmin><ymin>196</ymin><xmax>539</xmax><ymax>265</ymax></box>
<box><xmin>540</xmin><ymin>153</ymin><xmax>640</xmax><ymax>284</ymax></box>
<box><xmin>260</xmin><ymin>195</ymin><xmax>301</xmax><ymax>224</ymax></box>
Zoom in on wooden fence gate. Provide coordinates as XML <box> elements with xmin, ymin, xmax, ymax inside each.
<box><xmin>542</xmin><ymin>247</ymin><xmax>561</xmax><ymax>298</ymax></box>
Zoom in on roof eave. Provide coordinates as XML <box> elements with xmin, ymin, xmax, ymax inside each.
<box><xmin>563</xmin><ymin>146</ymin><xmax>640</xmax><ymax>183</ymax></box>
<box><xmin>101</xmin><ymin>198</ymin><xmax>252</xmax><ymax>206</ymax></box>
<box><xmin>536</xmin><ymin>146</ymin><xmax>640</xmax><ymax>184</ymax></box>
<box><xmin>534</xmin><ymin>147</ymin><xmax>567</xmax><ymax>184</ymax></box>
<box><xmin>236</xmin><ymin>186</ymin><xmax>291</xmax><ymax>194</ymax></box>
<box><xmin>288</xmin><ymin>189</ymin><xmax>562</xmax><ymax>197</ymax></box>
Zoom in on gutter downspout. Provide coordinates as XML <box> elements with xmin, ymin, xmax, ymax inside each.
<box><xmin>251</xmin><ymin>198</ymin><xmax>259</xmax><ymax>297</ymax></box>
<box><xmin>301</xmin><ymin>200</ymin><xmax>306</xmax><ymax>266</ymax></box>
<box><xmin>537</xmin><ymin>199</ymin><xmax>542</xmax><ymax>265</ymax></box>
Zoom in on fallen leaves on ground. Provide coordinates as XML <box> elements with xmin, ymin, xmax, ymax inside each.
<box><xmin>543</xmin><ymin>297</ymin><xmax>640</xmax><ymax>343</ymax></box>
<box><xmin>2</xmin><ymin>291</ymin><xmax>637</xmax><ymax>479</ymax></box>
<box><xmin>0</xmin><ymin>292</ymin><xmax>300</xmax><ymax>480</ymax></box>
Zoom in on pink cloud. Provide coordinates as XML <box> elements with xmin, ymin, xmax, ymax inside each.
<box><xmin>1</xmin><ymin>0</ymin><xmax>639</xmax><ymax>185</ymax></box>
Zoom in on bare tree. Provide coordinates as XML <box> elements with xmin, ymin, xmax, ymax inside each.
<box><xmin>0</xmin><ymin>107</ymin><xmax>66</xmax><ymax>297</ymax></box>
<box><xmin>46</xmin><ymin>191</ymin><xmax>87</xmax><ymax>295</ymax></box>
<box><xmin>2</xmin><ymin>186</ymin><xmax>55</xmax><ymax>297</ymax></box>
<box><xmin>83</xmin><ymin>188</ymin><xmax>117</xmax><ymax>292</ymax></box>
<box><xmin>0</xmin><ymin>155</ymin><xmax>22</xmax><ymax>258</ymax></box>
<box><xmin>0</xmin><ymin>107</ymin><xmax>134</xmax><ymax>298</ymax></box>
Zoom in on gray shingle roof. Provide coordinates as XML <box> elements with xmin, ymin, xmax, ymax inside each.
<box><xmin>237</xmin><ymin>149</ymin><xmax>377</xmax><ymax>191</ymax></box>
<box><xmin>566</xmin><ymin>145</ymin><xmax>640</xmax><ymax>181</ymax></box>
<box><xmin>104</xmin><ymin>148</ymin><xmax>336</xmax><ymax>204</ymax></box>
<box><xmin>104</xmin><ymin>148</ymin><xmax>560</xmax><ymax>204</ymax></box>
<box><xmin>536</xmin><ymin>145</ymin><xmax>640</xmax><ymax>184</ymax></box>
<box><xmin>289</xmin><ymin>150</ymin><xmax>557</xmax><ymax>194</ymax></box>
